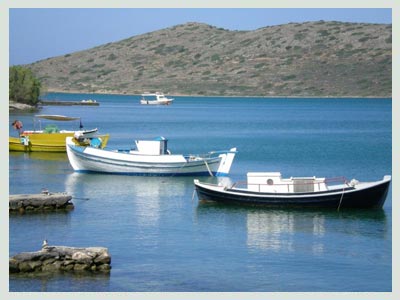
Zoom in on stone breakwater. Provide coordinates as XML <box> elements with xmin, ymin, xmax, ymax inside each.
<box><xmin>9</xmin><ymin>192</ymin><xmax>74</xmax><ymax>213</ymax></box>
<box><xmin>10</xmin><ymin>246</ymin><xmax>111</xmax><ymax>273</ymax></box>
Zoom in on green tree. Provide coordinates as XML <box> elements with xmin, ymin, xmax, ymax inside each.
<box><xmin>9</xmin><ymin>66</ymin><xmax>41</xmax><ymax>105</ymax></box>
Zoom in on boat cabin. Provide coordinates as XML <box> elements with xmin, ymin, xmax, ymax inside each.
<box><xmin>141</xmin><ymin>93</ymin><xmax>167</xmax><ymax>101</ymax></box>
<box><xmin>246</xmin><ymin>172</ymin><xmax>328</xmax><ymax>193</ymax></box>
<box><xmin>140</xmin><ymin>92</ymin><xmax>174</xmax><ymax>105</ymax></box>
<box><xmin>133</xmin><ymin>136</ymin><xmax>169</xmax><ymax>155</ymax></box>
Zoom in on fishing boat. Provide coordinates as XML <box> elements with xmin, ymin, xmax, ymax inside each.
<box><xmin>194</xmin><ymin>172</ymin><xmax>391</xmax><ymax>209</ymax></box>
<box><xmin>81</xmin><ymin>99</ymin><xmax>97</xmax><ymax>103</ymax></box>
<box><xmin>66</xmin><ymin>136</ymin><xmax>237</xmax><ymax>176</ymax></box>
<box><xmin>9</xmin><ymin>115</ymin><xmax>109</xmax><ymax>152</ymax></box>
<box><xmin>140</xmin><ymin>92</ymin><xmax>174</xmax><ymax>105</ymax></box>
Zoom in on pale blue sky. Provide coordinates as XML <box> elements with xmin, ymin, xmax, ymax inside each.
<box><xmin>9</xmin><ymin>8</ymin><xmax>392</xmax><ymax>65</ymax></box>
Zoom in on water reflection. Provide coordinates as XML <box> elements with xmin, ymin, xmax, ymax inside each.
<box><xmin>65</xmin><ymin>173</ymin><xmax>192</xmax><ymax>227</ymax></box>
<box><xmin>245</xmin><ymin>210</ymin><xmax>331</xmax><ymax>254</ymax></box>
<box><xmin>246</xmin><ymin>211</ymin><xmax>295</xmax><ymax>252</ymax></box>
<box><xmin>9</xmin><ymin>151</ymin><xmax>68</xmax><ymax>162</ymax></box>
<box><xmin>9</xmin><ymin>271</ymin><xmax>110</xmax><ymax>292</ymax></box>
<box><xmin>196</xmin><ymin>204</ymin><xmax>387</xmax><ymax>254</ymax></box>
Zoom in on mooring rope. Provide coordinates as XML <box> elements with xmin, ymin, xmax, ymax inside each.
<box><xmin>191</xmin><ymin>189</ymin><xmax>197</xmax><ymax>203</ymax></box>
<box><xmin>203</xmin><ymin>159</ymin><xmax>214</xmax><ymax>177</ymax></box>
<box><xmin>336</xmin><ymin>183</ymin><xmax>346</xmax><ymax>212</ymax></box>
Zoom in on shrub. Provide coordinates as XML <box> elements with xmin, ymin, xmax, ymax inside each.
<box><xmin>107</xmin><ymin>53</ymin><xmax>117</xmax><ymax>61</ymax></box>
<box><xmin>317</xmin><ymin>30</ymin><xmax>330</xmax><ymax>36</ymax></box>
<box><xmin>210</xmin><ymin>54</ymin><xmax>221</xmax><ymax>62</ymax></box>
<box><xmin>9</xmin><ymin>66</ymin><xmax>41</xmax><ymax>105</ymax></box>
<box><xmin>358</xmin><ymin>36</ymin><xmax>371</xmax><ymax>42</ymax></box>
<box><xmin>281</xmin><ymin>74</ymin><xmax>296</xmax><ymax>80</ymax></box>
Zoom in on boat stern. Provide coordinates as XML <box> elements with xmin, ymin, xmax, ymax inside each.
<box><xmin>215</xmin><ymin>147</ymin><xmax>237</xmax><ymax>176</ymax></box>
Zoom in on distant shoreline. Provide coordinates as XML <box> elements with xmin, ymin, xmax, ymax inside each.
<box><xmin>45</xmin><ymin>89</ymin><xmax>391</xmax><ymax>99</ymax></box>
<box><xmin>9</xmin><ymin>92</ymin><xmax>392</xmax><ymax>112</ymax></box>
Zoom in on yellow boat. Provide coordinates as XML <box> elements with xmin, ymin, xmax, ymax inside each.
<box><xmin>9</xmin><ymin>115</ymin><xmax>109</xmax><ymax>152</ymax></box>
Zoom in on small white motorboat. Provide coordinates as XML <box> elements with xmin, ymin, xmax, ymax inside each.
<box><xmin>140</xmin><ymin>92</ymin><xmax>174</xmax><ymax>105</ymax></box>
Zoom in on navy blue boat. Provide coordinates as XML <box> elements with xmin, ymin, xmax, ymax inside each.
<box><xmin>194</xmin><ymin>172</ymin><xmax>391</xmax><ymax>209</ymax></box>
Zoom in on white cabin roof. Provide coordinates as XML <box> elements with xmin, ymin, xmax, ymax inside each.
<box><xmin>247</xmin><ymin>172</ymin><xmax>282</xmax><ymax>177</ymax></box>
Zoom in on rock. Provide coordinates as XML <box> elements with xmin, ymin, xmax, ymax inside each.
<box><xmin>8</xmin><ymin>193</ymin><xmax>73</xmax><ymax>212</ymax></box>
<box><xmin>9</xmin><ymin>258</ymin><xmax>20</xmax><ymax>273</ymax></box>
<box><xmin>42</xmin><ymin>258</ymin><xmax>56</xmax><ymax>265</ymax></box>
<box><xmin>42</xmin><ymin>263</ymin><xmax>58</xmax><ymax>272</ymax></box>
<box><xmin>19</xmin><ymin>262</ymin><xmax>34</xmax><ymax>272</ymax></box>
<box><xmin>62</xmin><ymin>259</ymin><xmax>74</xmax><ymax>266</ymax></box>
<box><xmin>28</xmin><ymin>261</ymin><xmax>43</xmax><ymax>271</ymax></box>
<box><xmin>72</xmin><ymin>251</ymin><xmax>93</xmax><ymax>264</ymax></box>
<box><xmin>64</xmin><ymin>264</ymin><xmax>74</xmax><ymax>271</ymax></box>
<box><xmin>94</xmin><ymin>252</ymin><xmax>111</xmax><ymax>265</ymax></box>
<box><xmin>9</xmin><ymin>192</ymin><xmax>74</xmax><ymax>213</ymax></box>
<box><xmin>10</xmin><ymin>245</ymin><xmax>111</xmax><ymax>274</ymax></box>
<box><xmin>97</xmin><ymin>264</ymin><xmax>112</xmax><ymax>272</ymax></box>
<box><xmin>9</xmin><ymin>102</ymin><xmax>38</xmax><ymax>112</ymax></box>
<box><xmin>73</xmin><ymin>263</ymin><xmax>91</xmax><ymax>271</ymax></box>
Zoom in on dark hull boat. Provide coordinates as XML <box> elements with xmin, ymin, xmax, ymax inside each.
<box><xmin>194</xmin><ymin>172</ymin><xmax>391</xmax><ymax>209</ymax></box>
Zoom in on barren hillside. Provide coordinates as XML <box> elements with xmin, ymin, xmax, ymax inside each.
<box><xmin>26</xmin><ymin>21</ymin><xmax>392</xmax><ymax>97</ymax></box>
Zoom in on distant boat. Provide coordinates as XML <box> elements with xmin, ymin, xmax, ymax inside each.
<box><xmin>9</xmin><ymin>114</ymin><xmax>109</xmax><ymax>152</ymax></box>
<box><xmin>81</xmin><ymin>99</ymin><xmax>96</xmax><ymax>103</ymax></box>
<box><xmin>140</xmin><ymin>92</ymin><xmax>174</xmax><ymax>105</ymax></box>
<box><xmin>194</xmin><ymin>172</ymin><xmax>391</xmax><ymax>209</ymax></box>
<box><xmin>40</xmin><ymin>100</ymin><xmax>99</xmax><ymax>106</ymax></box>
<box><xmin>80</xmin><ymin>99</ymin><xmax>97</xmax><ymax>104</ymax></box>
<box><xmin>66</xmin><ymin>136</ymin><xmax>237</xmax><ymax>176</ymax></box>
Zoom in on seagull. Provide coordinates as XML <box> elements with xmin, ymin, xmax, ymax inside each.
<box><xmin>42</xmin><ymin>239</ymin><xmax>48</xmax><ymax>248</ymax></box>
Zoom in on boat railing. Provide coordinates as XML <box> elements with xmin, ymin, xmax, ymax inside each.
<box><xmin>324</xmin><ymin>177</ymin><xmax>348</xmax><ymax>184</ymax></box>
<box><xmin>185</xmin><ymin>149</ymin><xmax>234</xmax><ymax>160</ymax></box>
<box><xmin>231</xmin><ymin>176</ymin><xmax>349</xmax><ymax>193</ymax></box>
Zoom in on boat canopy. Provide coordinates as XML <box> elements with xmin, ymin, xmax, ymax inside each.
<box><xmin>34</xmin><ymin>115</ymin><xmax>81</xmax><ymax>121</ymax></box>
<box><xmin>154</xmin><ymin>136</ymin><xmax>167</xmax><ymax>141</ymax></box>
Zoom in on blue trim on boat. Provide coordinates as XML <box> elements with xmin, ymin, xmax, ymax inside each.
<box><xmin>215</xmin><ymin>172</ymin><xmax>229</xmax><ymax>177</ymax></box>
<box><xmin>69</xmin><ymin>144</ymin><xmax>85</xmax><ymax>153</ymax></box>
<box><xmin>74</xmin><ymin>170</ymin><xmax>218</xmax><ymax>176</ymax></box>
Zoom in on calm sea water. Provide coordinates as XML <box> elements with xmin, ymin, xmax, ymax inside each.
<box><xmin>9</xmin><ymin>93</ymin><xmax>392</xmax><ymax>292</ymax></box>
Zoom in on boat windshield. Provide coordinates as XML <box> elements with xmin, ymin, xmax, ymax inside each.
<box><xmin>141</xmin><ymin>94</ymin><xmax>158</xmax><ymax>100</ymax></box>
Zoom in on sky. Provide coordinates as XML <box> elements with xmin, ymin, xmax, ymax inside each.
<box><xmin>9</xmin><ymin>8</ymin><xmax>392</xmax><ymax>66</ymax></box>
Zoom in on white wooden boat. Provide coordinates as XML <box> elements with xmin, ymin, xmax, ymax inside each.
<box><xmin>66</xmin><ymin>136</ymin><xmax>237</xmax><ymax>176</ymax></box>
<box><xmin>140</xmin><ymin>92</ymin><xmax>173</xmax><ymax>105</ymax></box>
<box><xmin>194</xmin><ymin>172</ymin><xmax>391</xmax><ymax>209</ymax></box>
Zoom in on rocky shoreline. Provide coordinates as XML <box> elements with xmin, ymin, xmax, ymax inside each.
<box><xmin>9</xmin><ymin>192</ymin><xmax>74</xmax><ymax>213</ymax></box>
<box><xmin>9</xmin><ymin>101</ymin><xmax>39</xmax><ymax>112</ymax></box>
<box><xmin>45</xmin><ymin>89</ymin><xmax>390</xmax><ymax>98</ymax></box>
<box><xmin>10</xmin><ymin>245</ymin><xmax>112</xmax><ymax>273</ymax></box>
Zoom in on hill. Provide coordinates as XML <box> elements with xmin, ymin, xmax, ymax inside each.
<box><xmin>26</xmin><ymin>21</ymin><xmax>392</xmax><ymax>97</ymax></box>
